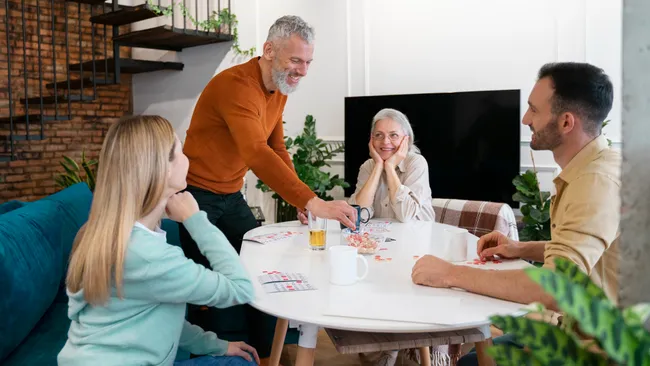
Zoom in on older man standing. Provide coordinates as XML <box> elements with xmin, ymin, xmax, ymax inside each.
<box><xmin>180</xmin><ymin>15</ymin><xmax>357</xmax><ymax>364</ymax></box>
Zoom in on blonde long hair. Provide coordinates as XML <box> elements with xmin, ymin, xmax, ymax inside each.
<box><xmin>66</xmin><ymin>115</ymin><xmax>176</xmax><ymax>305</ymax></box>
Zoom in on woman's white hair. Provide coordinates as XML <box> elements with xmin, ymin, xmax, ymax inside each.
<box><xmin>371</xmin><ymin>108</ymin><xmax>420</xmax><ymax>154</ymax></box>
<box><xmin>266</xmin><ymin>15</ymin><xmax>315</xmax><ymax>44</ymax></box>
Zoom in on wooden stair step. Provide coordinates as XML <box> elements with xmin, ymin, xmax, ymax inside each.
<box><xmin>0</xmin><ymin>153</ymin><xmax>14</xmax><ymax>162</ymax></box>
<box><xmin>113</xmin><ymin>25</ymin><xmax>233</xmax><ymax>52</ymax></box>
<box><xmin>46</xmin><ymin>78</ymin><xmax>115</xmax><ymax>90</ymax></box>
<box><xmin>0</xmin><ymin>134</ymin><xmax>45</xmax><ymax>142</ymax></box>
<box><xmin>325</xmin><ymin>327</ymin><xmax>486</xmax><ymax>354</ymax></box>
<box><xmin>89</xmin><ymin>3</ymin><xmax>164</xmax><ymax>26</ymax></box>
<box><xmin>64</xmin><ymin>0</ymin><xmax>108</xmax><ymax>5</ymax></box>
<box><xmin>0</xmin><ymin>114</ymin><xmax>69</xmax><ymax>124</ymax></box>
<box><xmin>69</xmin><ymin>57</ymin><xmax>184</xmax><ymax>74</ymax></box>
<box><xmin>20</xmin><ymin>95</ymin><xmax>95</xmax><ymax>105</ymax></box>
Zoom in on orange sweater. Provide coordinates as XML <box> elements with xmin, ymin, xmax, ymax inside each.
<box><xmin>184</xmin><ymin>57</ymin><xmax>316</xmax><ymax>209</ymax></box>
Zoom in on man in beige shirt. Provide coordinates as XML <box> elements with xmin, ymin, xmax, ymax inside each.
<box><xmin>412</xmin><ymin>62</ymin><xmax>620</xmax><ymax>365</ymax></box>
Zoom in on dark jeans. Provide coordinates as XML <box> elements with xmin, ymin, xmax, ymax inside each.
<box><xmin>174</xmin><ymin>355</ymin><xmax>257</xmax><ymax>366</ymax></box>
<box><xmin>457</xmin><ymin>334</ymin><xmax>521</xmax><ymax>366</ymax></box>
<box><xmin>179</xmin><ymin>185</ymin><xmax>277</xmax><ymax>359</ymax></box>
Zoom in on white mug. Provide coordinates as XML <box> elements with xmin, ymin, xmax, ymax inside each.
<box><xmin>443</xmin><ymin>227</ymin><xmax>468</xmax><ymax>262</ymax></box>
<box><xmin>328</xmin><ymin>245</ymin><xmax>369</xmax><ymax>286</ymax></box>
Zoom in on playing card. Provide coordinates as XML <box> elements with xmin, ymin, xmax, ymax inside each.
<box><xmin>258</xmin><ymin>272</ymin><xmax>308</xmax><ymax>284</ymax></box>
<box><xmin>244</xmin><ymin>231</ymin><xmax>303</xmax><ymax>244</ymax></box>
<box><xmin>262</xmin><ymin>281</ymin><xmax>316</xmax><ymax>293</ymax></box>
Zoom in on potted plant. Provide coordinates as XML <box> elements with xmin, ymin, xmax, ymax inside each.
<box><xmin>512</xmin><ymin>170</ymin><xmax>551</xmax><ymax>241</ymax></box>
<box><xmin>488</xmin><ymin>257</ymin><xmax>650</xmax><ymax>365</ymax></box>
<box><xmin>256</xmin><ymin>115</ymin><xmax>350</xmax><ymax>222</ymax></box>
<box><xmin>54</xmin><ymin>151</ymin><xmax>98</xmax><ymax>192</ymax></box>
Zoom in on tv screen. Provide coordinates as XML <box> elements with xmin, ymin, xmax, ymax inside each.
<box><xmin>344</xmin><ymin>90</ymin><xmax>521</xmax><ymax>207</ymax></box>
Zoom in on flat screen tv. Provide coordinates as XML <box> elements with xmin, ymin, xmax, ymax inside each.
<box><xmin>344</xmin><ymin>90</ymin><xmax>521</xmax><ymax>207</ymax></box>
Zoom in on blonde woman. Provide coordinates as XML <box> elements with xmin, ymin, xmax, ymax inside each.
<box><xmin>349</xmin><ymin>108</ymin><xmax>435</xmax><ymax>223</ymax></box>
<box><xmin>58</xmin><ymin>116</ymin><xmax>259</xmax><ymax>366</ymax></box>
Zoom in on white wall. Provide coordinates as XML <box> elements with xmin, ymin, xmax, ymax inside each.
<box><xmin>131</xmin><ymin>0</ymin><xmax>623</xmax><ymax>223</ymax></box>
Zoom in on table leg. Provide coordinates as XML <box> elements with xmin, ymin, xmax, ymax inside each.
<box><xmin>268</xmin><ymin>318</ymin><xmax>288</xmax><ymax>366</ymax></box>
<box><xmin>474</xmin><ymin>338</ymin><xmax>495</xmax><ymax>366</ymax></box>
<box><xmin>295</xmin><ymin>323</ymin><xmax>319</xmax><ymax>366</ymax></box>
<box><xmin>418</xmin><ymin>347</ymin><xmax>431</xmax><ymax>366</ymax></box>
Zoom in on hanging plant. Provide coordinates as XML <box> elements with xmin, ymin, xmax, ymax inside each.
<box><xmin>147</xmin><ymin>0</ymin><xmax>256</xmax><ymax>57</ymax></box>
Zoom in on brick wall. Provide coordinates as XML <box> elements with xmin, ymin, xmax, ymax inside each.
<box><xmin>0</xmin><ymin>0</ymin><xmax>132</xmax><ymax>202</ymax></box>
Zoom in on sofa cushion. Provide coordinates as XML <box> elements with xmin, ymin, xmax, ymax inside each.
<box><xmin>1</xmin><ymin>289</ymin><xmax>70</xmax><ymax>365</ymax></box>
<box><xmin>40</xmin><ymin>183</ymin><xmax>93</xmax><ymax>280</ymax></box>
<box><xmin>161</xmin><ymin>219</ymin><xmax>181</xmax><ymax>247</ymax></box>
<box><xmin>0</xmin><ymin>199</ymin><xmax>65</xmax><ymax>361</ymax></box>
<box><xmin>0</xmin><ymin>200</ymin><xmax>26</xmax><ymax>215</ymax></box>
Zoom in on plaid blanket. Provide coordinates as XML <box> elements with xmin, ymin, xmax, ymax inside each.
<box><xmin>432</xmin><ymin>198</ymin><xmax>519</xmax><ymax>241</ymax></box>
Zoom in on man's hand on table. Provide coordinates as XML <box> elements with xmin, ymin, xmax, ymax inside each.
<box><xmin>411</xmin><ymin>255</ymin><xmax>455</xmax><ymax>288</ymax></box>
<box><xmin>476</xmin><ymin>231</ymin><xmax>522</xmax><ymax>260</ymax></box>
<box><xmin>305</xmin><ymin>197</ymin><xmax>357</xmax><ymax>230</ymax></box>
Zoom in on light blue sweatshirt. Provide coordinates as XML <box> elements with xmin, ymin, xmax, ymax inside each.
<box><xmin>57</xmin><ymin>211</ymin><xmax>255</xmax><ymax>366</ymax></box>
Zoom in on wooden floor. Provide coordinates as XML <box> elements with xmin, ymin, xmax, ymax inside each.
<box><xmin>279</xmin><ymin>330</ymin><xmax>421</xmax><ymax>366</ymax></box>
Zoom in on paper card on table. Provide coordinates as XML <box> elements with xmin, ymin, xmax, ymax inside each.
<box><xmin>258</xmin><ymin>272</ymin><xmax>309</xmax><ymax>284</ymax></box>
<box><xmin>323</xmin><ymin>291</ymin><xmax>526</xmax><ymax>326</ymax></box>
<box><xmin>262</xmin><ymin>281</ymin><xmax>316</xmax><ymax>293</ymax></box>
<box><xmin>244</xmin><ymin>231</ymin><xmax>303</xmax><ymax>244</ymax></box>
<box><xmin>362</xmin><ymin>221</ymin><xmax>391</xmax><ymax>229</ymax></box>
<box><xmin>360</xmin><ymin>221</ymin><xmax>392</xmax><ymax>233</ymax></box>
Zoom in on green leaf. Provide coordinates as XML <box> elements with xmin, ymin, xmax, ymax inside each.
<box><xmin>512</xmin><ymin>174</ymin><xmax>527</xmax><ymax>188</ymax></box>
<box><xmin>82</xmin><ymin>162</ymin><xmax>96</xmax><ymax>191</ymax></box>
<box><xmin>54</xmin><ymin>176</ymin><xmax>67</xmax><ymax>188</ymax></box>
<box><xmin>63</xmin><ymin>155</ymin><xmax>80</xmax><ymax>172</ymax></box>
<box><xmin>523</xmin><ymin>215</ymin><xmax>539</xmax><ymax>225</ymax></box>
<box><xmin>63</xmin><ymin>174</ymin><xmax>80</xmax><ymax>186</ymax></box>
<box><xmin>490</xmin><ymin>315</ymin><xmax>608</xmax><ymax>365</ymax></box>
<box><xmin>520</xmin><ymin>225</ymin><xmax>540</xmax><ymax>241</ymax></box>
<box><xmin>553</xmin><ymin>259</ymin><xmax>607</xmax><ymax>301</ymax></box>
<box><xmin>541</xmin><ymin>191</ymin><xmax>551</xmax><ymax>202</ymax></box>
<box><xmin>513</xmin><ymin>192</ymin><xmax>536</xmax><ymax>204</ymax></box>
<box><xmin>487</xmin><ymin>344</ymin><xmax>544</xmax><ymax>366</ymax></box>
<box><xmin>521</xmin><ymin>170</ymin><xmax>539</xmax><ymax>187</ymax></box>
<box><xmin>623</xmin><ymin>304</ymin><xmax>650</xmax><ymax>341</ymax></box>
<box><xmin>525</xmin><ymin>259</ymin><xmax>650</xmax><ymax>365</ymax></box>
<box><xmin>529</xmin><ymin>207</ymin><xmax>544</xmax><ymax>222</ymax></box>
<box><xmin>60</xmin><ymin>162</ymin><xmax>80</xmax><ymax>180</ymax></box>
<box><xmin>520</xmin><ymin>204</ymin><xmax>531</xmax><ymax>216</ymax></box>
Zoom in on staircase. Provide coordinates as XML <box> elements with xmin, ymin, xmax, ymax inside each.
<box><xmin>1</xmin><ymin>0</ymin><xmax>235</xmax><ymax>162</ymax></box>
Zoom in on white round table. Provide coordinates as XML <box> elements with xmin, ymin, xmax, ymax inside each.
<box><xmin>240</xmin><ymin>219</ymin><xmax>530</xmax><ymax>365</ymax></box>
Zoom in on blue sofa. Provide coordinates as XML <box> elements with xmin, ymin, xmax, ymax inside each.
<box><xmin>0</xmin><ymin>183</ymin><xmax>187</xmax><ymax>364</ymax></box>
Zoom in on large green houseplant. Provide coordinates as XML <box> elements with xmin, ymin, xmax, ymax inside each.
<box><xmin>256</xmin><ymin>115</ymin><xmax>349</xmax><ymax>222</ymax></box>
<box><xmin>488</xmin><ymin>257</ymin><xmax>650</xmax><ymax>365</ymax></box>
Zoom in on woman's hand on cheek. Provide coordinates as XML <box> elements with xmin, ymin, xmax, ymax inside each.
<box><xmin>385</xmin><ymin>136</ymin><xmax>408</xmax><ymax>168</ymax></box>
<box><xmin>369</xmin><ymin>139</ymin><xmax>384</xmax><ymax>166</ymax></box>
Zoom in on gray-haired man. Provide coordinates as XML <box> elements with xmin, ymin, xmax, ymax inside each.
<box><xmin>180</xmin><ymin>15</ymin><xmax>357</xmax><ymax>364</ymax></box>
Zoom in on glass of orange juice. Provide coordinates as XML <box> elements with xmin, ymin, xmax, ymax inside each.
<box><xmin>308</xmin><ymin>211</ymin><xmax>327</xmax><ymax>250</ymax></box>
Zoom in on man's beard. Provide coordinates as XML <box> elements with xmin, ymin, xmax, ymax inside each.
<box><xmin>271</xmin><ymin>60</ymin><xmax>299</xmax><ymax>95</ymax></box>
<box><xmin>530</xmin><ymin>117</ymin><xmax>562</xmax><ymax>151</ymax></box>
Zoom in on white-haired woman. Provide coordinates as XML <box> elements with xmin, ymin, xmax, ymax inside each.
<box><xmin>349</xmin><ymin>108</ymin><xmax>435</xmax><ymax>223</ymax></box>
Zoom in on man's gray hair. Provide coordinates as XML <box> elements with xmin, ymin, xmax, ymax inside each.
<box><xmin>266</xmin><ymin>15</ymin><xmax>315</xmax><ymax>44</ymax></box>
<box><xmin>371</xmin><ymin>108</ymin><xmax>420</xmax><ymax>154</ymax></box>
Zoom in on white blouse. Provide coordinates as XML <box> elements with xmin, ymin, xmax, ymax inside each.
<box><xmin>348</xmin><ymin>153</ymin><xmax>435</xmax><ymax>222</ymax></box>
